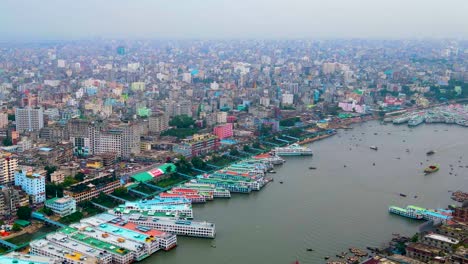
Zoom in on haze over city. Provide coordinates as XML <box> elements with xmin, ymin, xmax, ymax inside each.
<box><xmin>2</xmin><ymin>0</ymin><xmax>468</xmax><ymax>40</ymax></box>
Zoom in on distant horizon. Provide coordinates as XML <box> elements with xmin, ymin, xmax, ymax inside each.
<box><xmin>2</xmin><ymin>0</ymin><xmax>468</xmax><ymax>41</ymax></box>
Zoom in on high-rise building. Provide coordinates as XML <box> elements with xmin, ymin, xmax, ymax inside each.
<box><xmin>0</xmin><ymin>153</ymin><xmax>18</xmax><ymax>185</ymax></box>
<box><xmin>95</xmin><ymin>130</ymin><xmax>123</xmax><ymax>157</ymax></box>
<box><xmin>148</xmin><ymin>114</ymin><xmax>169</xmax><ymax>133</ymax></box>
<box><xmin>14</xmin><ymin>168</ymin><xmax>46</xmax><ymax>204</ymax></box>
<box><xmin>117</xmin><ymin>46</ymin><xmax>126</xmax><ymax>55</ymax></box>
<box><xmin>213</xmin><ymin>123</ymin><xmax>233</xmax><ymax>139</ymax></box>
<box><xmin>0</xmin><ymin>112</ymin><xmax>8</xmax><ymax>128</ymax></box>
<box><xmin>15</xmin><ymin>107</ymin><xmax>44</xmax><ymax>132</ymax></box>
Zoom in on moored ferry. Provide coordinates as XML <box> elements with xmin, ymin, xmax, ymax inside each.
<box><xmin>273</xmin><ymin>143</ymin><xmax>313</xmax><ymax>156</ymax></box>
<box><xmin>388</xmin><ymin>206</ymin><xmax>424</xmax><ymax>219</ymax></box>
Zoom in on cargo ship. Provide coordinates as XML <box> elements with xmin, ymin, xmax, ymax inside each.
<box><xmin>273</xmin><ymin>144</ymin><xmax>313</xmax><ymax>156</ymax></box>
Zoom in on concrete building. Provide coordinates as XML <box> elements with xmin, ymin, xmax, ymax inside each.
<box><xmin>14</xmin><ymin>168</ymin><xmax>46</xmax><ymax>204</ymax></box>
<box><xmin>131</xmin><ymin>82</ymin><xmax>146</xmax><ymax>91</ymax></box>
<box><xmin>213</xmin><ymin>123</ymin><xmax>233</xmax><ymax>139</ymax></box>
<box><xmin>421</xmin><ymin>233</ymin><xmax>459</xmax><ymax>252</ymax></box>
<box><xmin>16</xmin><ymin>137</ymin><xmax>32</xmax><ymax>152</ymax></box>
<box><xmin>216</xmin><ymin>111</ymin><xmax>227</xmax><ymax>124</ymax></box>
<box><xmin>95</xmin><ymin>130</ymin><xmax>123</xmax><ymax>157</ymax></box>
<box><xmin>282</xmin><ymin>93</ymin><xmax>294</xmax><ymax>105</ymax></box>
<box><xmin>0</xmin><ymin>186</ymin><xmax>28</xmax><ymax>220</ymax></box>
<box><xmin>148</xmin><ymin>114</ymin><xmax>169</xmax><ymax>133</ymax></box>
<box><xmin>173</xmin><ymin>133</ymin><xmax>220</xmax><ymax>158</ymax></box>
<box><xmin>0</xmin><ymin>112</ymin><xmax>8</xmax><ymax>128</ymax></box>
<box><xmin>50</xmin><ymin>171</ymin><xmax>66</xmax><ymax>184</ymax></box>
<box><xmin>406</xmin><ymin>242</ymin><xmax>443</xmax><ymax>263</ymax></box>
<box><xmin>0</xmin><ymin>152</ymin><xmax>18</xmax><ymax>185</ymax></box>
<box><xmin>45</xmin><ymin>196</ymin><xmax>77</xmax><ymax>217</ymax></box>
<box><xmin>15</xmin><ymin>106</ymin><xmax>44</xmax><ymax>132</ymax></box>
<box><xmin>453</xmin><ymin>203</ymin><xmax>468</xmax><ymax>223</ymax></box>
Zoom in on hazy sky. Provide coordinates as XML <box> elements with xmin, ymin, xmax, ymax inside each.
<box><xmin>1</xmin><ymin>0</ymin><xmax>468</xmax><ymax>40</ymax></box>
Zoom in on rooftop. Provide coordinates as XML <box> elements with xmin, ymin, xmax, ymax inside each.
<box><xmin>46</xmin><ymin>232</ymin><xmax>110</xmax><ymax>259</ymax></box>
<box><xmin>424</xmin><ymin>233</ymin><xmax>459</xmax><ymax>244</ymax></box>
<box><xmin>1</xmin><ymin>252</ymin><xmax>57</xmax><ymax>264</ymax></box>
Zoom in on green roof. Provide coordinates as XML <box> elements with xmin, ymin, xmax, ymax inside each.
<box><xmin>14</xmin><ymin>220</ymin><xmax>30</xmax><ymax>227</ymax></box>
<box><xmin>131</xmin><ymin>172</ymin><xmax>153</xmax><ymax>182</ymax></box>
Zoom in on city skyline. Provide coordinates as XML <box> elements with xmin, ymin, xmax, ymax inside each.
<box><xmin>1</xmin><ymin>0</ymin><xmax>468</xmax><ymax>40</ymax></box>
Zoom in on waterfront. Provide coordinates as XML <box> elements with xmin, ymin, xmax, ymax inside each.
<box><xmin>149</xmin><ymin>121</ymin><xmax>466</xmax><ymax>264</ymax></box>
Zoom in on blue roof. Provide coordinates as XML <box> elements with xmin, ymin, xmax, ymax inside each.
<box><xmin>425</xmin><ymin>211</ymin><xmax>451</xmax><ymax>219</ymax></box>
<box><xmin>39</xmin><ymin>147</ymin><xmax>53</xmax><ymax>152</ymax></box>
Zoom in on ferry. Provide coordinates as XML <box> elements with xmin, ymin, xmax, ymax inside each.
<box><xmin>273</xmin><ymin>144</ymin><xmax>313</xmax><ymax>156</ymax></box>
<box><xmin>253</xmin><ymin>153</ymin><xmax>285</xmax><ymax>165</ymax></box>
<box><xmin>392</xmin><ymin>116</ymin><xmax>410</xmax><ymax>124</ymax></box>
<box><xmin>408</xmin><ymin>115</ymin><xmax>425</xmax><ymax>127</ymax></box>
<box><xmin>388</xmin><ymin>206</ymin><xmax>424</xmax><ymax>220</ymax></box>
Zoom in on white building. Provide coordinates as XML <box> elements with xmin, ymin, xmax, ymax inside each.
<box><xmin>260</xmin><ymin>97</ymin><xmax>270</xmax><ymax>107</ymax></box>
<box><xmin>45</xmin><ymin>196</ymin><xmax>77</xmax><ymax>217</ymax></box>
<box><xmin>282</xmin><ymin>93</ymin><xmax>294</xmax><ymax>105</ymax></box>
<box><xmin>15</xmin><ymin>106</ymin><xmax>44</xmax><ymax>132</ymax></box>
<box><xmin>14</xmin><ymin>168</ymin><xmax>46</xmax><ymax>204</ymax></box>
<box><xmin>16</xmin><ymin>137</ymin><xmax>32</xmax><ymax>152</ymax></box>
<box><xmin>182</xmin><ymin>73</ymin><xmax>192</xmax><ymax>83</ymax></box>
<box><xmin>216</xmin><ymin>111</ymin><xmax>227</xmax><ymax>124</ymax></box>
<box><xmin>57</xmin><ymin>59</ymin><xmax>66</xmax><ymax>68</ymax></box>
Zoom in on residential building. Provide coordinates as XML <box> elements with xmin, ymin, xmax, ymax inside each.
<box><xmin>14</xmin><ymin>168</ymin><xmax>46</xmax><ymax>204</ymax></box>
<box><xmin>213</xmin><ymin>123</ymin><xmax>233</xmax><ymax>139</ymax></box>
<box><xmin>45</xmin><ymin>196</ymin><xmax>77</xmax><ymax>217</ymax></box>
<box><xmin>148</xmin><ymin>114</ymin><xmax>169</xmax><ymax>133</ymax></box>
<box><xmin>64</xmin><ymin>174</ymin><xmax>121</xmax><ymax>202</ymax></box>
<box><xmin>16</xmin><ymin>137</ymin><xmax>32</xmax><ymax>152</ymax></box>
<box><xmin>420</xmin><ymin>233</ymin><xmax>459</xmax><ymax>252</ymax></box>
<box><xmin>173</xmin><ymin>133</ymin><xmax>220</xmax><ymax>158</ymax></box>
<box><xmin>0</xmin><ymin>152</ymin><xmax>18</xmax><ymax>185</ymax></box>
<box><xmin>0</xmin><ymin>112</ymin><xmax>8</xmax><ymax>128</ymax></box>
<box><xmin>50</xmin><ymin>170</ymin><xmax>65</xmax><ymax>184</ymax></box>
<box><xmin>453</xmin><ymin>203</ymin><xmax>468</xmax><ymax>223</ymax></box>
<box><xmin>0</xmin><ymin>186</ymin><xmax>28</xmax><ymax>220</ymax></box>
<box><xmin>131</xmin><ymin>82</ymin><xmax>145</xmax><ymax>91</ymax></box>
<box><xmin>282</xmin><ymin>93</ymin><xmax>294</xmax><ymax>105</ymax></box>
<box><xmin>15</xmin><ymin>106</ymin><xmax>44</xmax><ymax>132</ymax></box>
<box><xmin>406</xmin><ymin>242</ymin><xmax>443</xmax><ymax>263</ymax></box>
<box><xmin>216</xmin><ymin>111</ymin><xmax>227</xmax><ymax>124</ymax></box>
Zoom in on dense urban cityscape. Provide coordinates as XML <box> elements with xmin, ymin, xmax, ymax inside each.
<box><xmin>0</xmin><ymin>0</ymin><xmax>468</xmax><ymax>263</ymax></box>
<box><xmin>0</xmin><ymin>38</ymin><xmax>465</xmax><ymax>263</ymax></box>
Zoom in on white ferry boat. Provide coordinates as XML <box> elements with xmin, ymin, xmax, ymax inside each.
<box><xmin>273</xmin><ymin>144</ymin><xmax>313</xmax><ymax>156</ymax></box>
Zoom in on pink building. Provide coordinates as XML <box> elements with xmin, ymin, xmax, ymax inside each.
<box><xmin>213</xmin><ymin>123</ymin><xmax>233</xmax><ymax>139</ymax></box>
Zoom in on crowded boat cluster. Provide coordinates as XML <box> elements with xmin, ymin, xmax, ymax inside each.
<box><xmin>389</xmin><ymin>104</ymin><xmax>468</xmax><ymax>127</ymax></box>
<box><xmin>451</xmin><ymin>190</ymin><xmax>468</xmax><ymax>203</ymax></box>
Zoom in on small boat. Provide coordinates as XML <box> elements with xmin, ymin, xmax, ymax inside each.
<box><xmin>306</xmin><ymin>248</ymin><xmax>313</xmax><ymax>252</ymax></box>
<box><xmin>370</xmin><ymin>146</ymin><xmax>378</xmax><ymax>150</ymax></box>
<box><xmin>279</xmin><ymin>181</ymin><xmax>284</xmax><ymax>184</ymax></box>
<box><xmin>399</xmin><ymin>193</ymin><xmax>407</xmax><ymax>197</ymax></box>
<box><xmin>324</xmin><ymin>256</ymin><xmax>330</xmax><ymax>260</ymax></box>
<box><xmin>424</xmin><ymin>164</ymin><xmax>440</xmax><ymax>174</ymax></box>
<box><xmin>426</xmin><ymin>150</ymin><xmax>435</xmax><ymax>156</ymax></box>
<box><xmin>309</xmin><ymin>167</ymin><xmax>317</xmax><ymax>170</ymax></box>
<box><xmin>211</xmin><ymin>244</ymin><xmax>216</xmax><ymax>248</ymax></box>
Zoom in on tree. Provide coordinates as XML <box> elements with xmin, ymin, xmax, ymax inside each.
<box><xmin>17</xmin><ymin>206</ymin><xmax>32</xmax><ymax>220</ymax></box>
<box><xmin>165</xmin><ymin>165</ymin><xmax>173</xmax><ymax>174</ymax></box>
<box><xmin>46</xmin><ymin>183</ymin><xmax>64</xmax><ymax>198</ymax></box>
<box><xmin>113</xmin><ymin>187</ymin><xmax>128</xmax><ymax>196</ymax></box>
<box><xmin>12</xmin><ymin>223</ymin><xmax>22</xmax><ymax>232</ymax></box>
<box><xmin>2</xmin><ymin>137</ymin><xmax>12</xmax><ymax>146</ymax></box>
<box><xmin>252</xmin><ymin>142</ymin><xmax>260</xmax><ymax>149</ymax></box>
<box><xmin>169</xmin><ymin>115</ymin><xmax>195</xmax><ymax>129</ymax></box>
<box><xmin>42</xmin><ymin>207</ymin><xmax>53</xmax><ymax>216</ymax></box>
<box><xmin>62</xmin><ymin>176</ymin><xmax>78</xmax><ymax>187</ymax></box>
<box><xmin>229</xmin><ymin>148</ymin><xmax>240</xmax><ymax>156</ymax></box>
<box><xmin>74</xmin><ymin>172</ymin><xmax>86</xmax><ymax>182</ymax></box>
<box><xmin>243</xmin><ymin>145</ymin><xmax>251</xmax><ymax>152</ymax></box>
<box><xmin>191</xmin><ymin>157</ymin><xmax>206</xmax><ymax>169</ymax></box>
<box><xmin>44</xmin><ymin>165</ymin><xmax>57</xmax><ymax>180</ymax></box>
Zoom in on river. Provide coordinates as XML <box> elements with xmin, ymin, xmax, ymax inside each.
<box><xmin>141</xmin><ymin>121</ymin><xmax>468</xmax><ymax>264</ymax></box>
